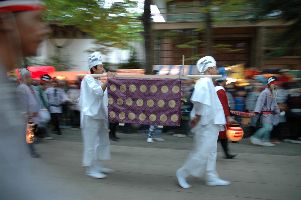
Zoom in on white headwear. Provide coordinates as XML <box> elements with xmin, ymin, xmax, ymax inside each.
<box><xmin>196</xmin><ymin>56</ymin><xmax>216</xmax><ymax>73</ymax></box>
<box><xmin>88</xmin><ymin>52</ymin><xmax>102</xmax><ymax>69</ymax></box>
<box><xmin>267</xmin><ymin>76</ymin><xmax>276</xmax><ymax>85</ymax></box>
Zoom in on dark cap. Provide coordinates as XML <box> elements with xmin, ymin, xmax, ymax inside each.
<box><xmin>267</xmin><ymin>76</ymin><xmax>277</xmax><ymax>85</ymax></box>
<box><xmin>40</xmin><ymin>74</ymin><xmax>51</xmax><ymax>81</ymax></box>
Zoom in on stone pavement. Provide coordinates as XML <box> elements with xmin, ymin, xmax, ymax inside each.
<box><xmin>29</xmin><ymin>129</ymin><xmax>301</xmax><ymax>200</ymax></box>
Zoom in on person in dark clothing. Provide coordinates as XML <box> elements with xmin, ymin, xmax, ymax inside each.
<box><xmin>286</xmin><ymin>86</ymin><xmax>301</xmax><ymax>141</ymax></box>
<box><xmin>109</xmin><ymin>122</ymin><xmax>120</xmax><ymax>141</ymax></box>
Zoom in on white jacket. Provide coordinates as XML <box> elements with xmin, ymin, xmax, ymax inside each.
<box><xmin>79</xmin><ymin>75</ymin><xmax>108</xmax><ymax>123</ymax></box>
<box><xmin>190</xmin><ymin>77</ymin><xmax>226</xmax><ymax>126</ymax></box>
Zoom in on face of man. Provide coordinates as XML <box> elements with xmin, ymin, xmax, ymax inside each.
<box><xmin>14</xmin><ymin>10</ymin><xmax>50</xmax><ymax>56</ymax></box>
<box><xmin>269</xmin><ymin>83</ymin><xmax>276</xmax><ymax>90</ymax></box>
<box><xmin>24</xmin><ymin>74</ymin><xmax>33</xmax><ymax>85</ymax></box>
<box><xmin>52</xmin><ymin>81</ymin><xmax>58</xmax><ymax>88</ymax></box>
<box><xmin>220</xmin><ymin>80</ymin><xmax>226</xmax><ymax>87</ymax></box>
<box><xmin>207</xmin><ymin>66</ymin><xmax>218</xmax><ymax>75</ymax></box>
<box><xmin>40</xmin><ymin>81</ymin><xmax>49</xmax><ymax>89</ymax></box>
<box><xmin>93</xmin><ymin>64</ymin><xmax>105</xmax><ymax>74</ymax></box>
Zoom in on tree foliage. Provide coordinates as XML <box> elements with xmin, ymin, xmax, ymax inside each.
<box><xmin>44</xmin><ymin>0</ymin><xmax>143</xmax><ymax>50</ymax></box>
<box><xmin>119</xmin><ymin>48</ymin><xmax>142</xmax><ymax>69</ymax></box>
<box><xmin>254</xmin><ymin>0</ymin><xmax>301</xmax><ymax>51</ymax></box>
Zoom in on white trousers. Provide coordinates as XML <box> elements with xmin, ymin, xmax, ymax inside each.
<box><xmin>81</xmin><ymin>116</ymin><xmax>111</xmax><ymax>167</ymax></box>
<box><xmin>180</xmin><ymin>124</ymin><xmax>220</xmax><ymax>179</ymax></box>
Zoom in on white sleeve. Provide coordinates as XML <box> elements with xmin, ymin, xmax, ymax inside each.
<box><xmin>193</xmin><ymin>102</ymin><xmax>203</xmax><ymax>115</ymax></box>
<box><xmin>85</xmin><ymin>75</ymin><xmax>104</xmax><ymax>96</ymax></box>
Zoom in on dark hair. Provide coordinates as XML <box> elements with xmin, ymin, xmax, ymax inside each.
<box><xmin>90</xmin><ymin>66</ymin><xmax>97</xmax><ymax>74</ymax></box>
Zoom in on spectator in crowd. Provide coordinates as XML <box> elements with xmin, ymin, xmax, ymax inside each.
<box><xmin>286</xmin><ymin>82</ymin><xmax>301</xmax><ymax>142</ymax></box>
<box><xmin>45</xmin><ymin>79</ymin><xmax>68</xmax><ymax>135</ymax></box>
<box><xmin>225</xmin><ymin>83</ymin><xmax>235</xmax><ymax>110</ymax></box>
<box><xmin>67</xmin><ymin>82</ymin><xmax>81</xmax><ymax>128</ymax></box>
<box><xmin>109</xmin><ymin>122</ymin><xmax>120</xmax><ymax>141</ymax></box>
<box><xmin>59</xmin><ymin>80</ymin><xmax>71</xmax><ymax>127</ymax></box>
<box><xmin>246</xmin><ymin>81</ymin><xmax>263</xmax><ymax>133</ymax></box>
<box><xmin>250</xmin><ymin>76</ymin><xmax>280</xmax><ymax>147</ymax></box>
<box><xmin>33</xmin><ymin>74</ymin><xmax>52</xmax><ymax>140</ymax></box>
<box><xmin>146</xmin><ymin>125</ymin><xmax>165</xmax><ymax>143</ymax></box>
<box><xmin>270</xmin><ymin>82</ymin><xmax>288</xmax><ymax>142</ymax></box>
<box><xmin>17</xmin><ymin>68</ymin><xmax>41</xmax><ymax>158</ymax></box>
<box><xmin>234</xmin><ymin>89</ymin><xmax>246</xmax><ymax>123</ymax></box>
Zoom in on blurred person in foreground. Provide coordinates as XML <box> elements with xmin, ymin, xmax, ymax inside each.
<box><xmin>176</xmin><ymin>56</ymin><xmax>230</xmax><ymax>189</ymax></box>
<box><xmin>0</xmin><ymin>0</ymin><xmax>50</xmax><ymax>199</ymax></box>
<box><xmin>79</xmin><ymin>52</ymin><xmax>114</xmax><ymax>179</ymax></box>
<box><xmin>250</xmin><ymin>76</ymin><xmax>280</xmax><ymax>147</ymax></box>
<box><xmin>17</xmin><ymin>68</ymin><xmax>41</xmax><ymax>158</ymax></box>
<box><xmin>215</xmin><ymin>76</ymin><xmax>236</xmax><ymax>159</ymax></box>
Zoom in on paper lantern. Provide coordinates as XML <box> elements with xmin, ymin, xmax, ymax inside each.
<box><xmin>26</xmin><ymin>122</ymin><xmax>35</xmax><ymax>144</ymax></box>
<box><xmin>227</xmin><ymin>126</ymin><xmax>244</xmax><ymax>142</ymax></box>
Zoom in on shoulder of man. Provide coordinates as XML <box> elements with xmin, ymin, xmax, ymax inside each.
<box><xmin>84</xmin><ymin>74</ymin><xmax>93</xmax><ymax>79</ymax></box>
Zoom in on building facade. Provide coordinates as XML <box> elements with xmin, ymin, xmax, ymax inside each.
<box><xmin>152</xmin><ymin>0</ymin><xmax>301</xmax><ymax>69</ymax></box>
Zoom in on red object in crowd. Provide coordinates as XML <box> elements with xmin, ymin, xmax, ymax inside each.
<box><xmin>277</xmin><ymin>75</ymin><xmax>292</xmax><ymax>83</ymax></box>
<box><xmin>15</xmin><ymin>66</ymin><xmax>56</xmax><ymax>80</ymax></box>
<box><xmin>244</xmin><ymin>69</ymin><xmax>260</xmax><ymax>79</ymax></box>
<box><xmin>27</xmin><ymin>66</ymin><xmax>55</xmax><ymax>79</ymax></box>
<box><xmin>216</xmin><ymin>88</ymin><xmax>231</xmax><ymax>139</ymax></box>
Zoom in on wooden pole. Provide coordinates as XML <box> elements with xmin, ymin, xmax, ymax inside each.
<box><xmin>78</xmin><ymin>74</ymin><xmax>222</xmax><ymax>79</ymax></box>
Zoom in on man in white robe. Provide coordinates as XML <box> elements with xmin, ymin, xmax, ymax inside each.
<box><xmin>79</xmin><ymin>52</ymin><xmax>113</xmax><ymax>179</ymax></box>
<box><xmin>176</xmin><ymin>56</ymin><xmax>230</xmax><ymax>189</ymax></box>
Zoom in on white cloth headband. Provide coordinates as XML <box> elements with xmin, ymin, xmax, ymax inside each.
<box><xmin>196</xmin><ymin>56</ymin><xmax>216</xmax><ymax>73</ymax></box>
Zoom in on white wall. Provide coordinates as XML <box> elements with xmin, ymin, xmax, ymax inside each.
<box><xmin>34</xmin><ymin>39</ymin><xmax>144</xmax><ymax>70</ymax></box>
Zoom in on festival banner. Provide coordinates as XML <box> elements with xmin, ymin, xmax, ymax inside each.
<box><xmin>108</xmin><ymin>78</ymin><xmax>181</xmax><ymax>126</ymax></box>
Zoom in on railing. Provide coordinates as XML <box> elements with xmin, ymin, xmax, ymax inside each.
<box><xmin>156</xmin><ymin>10</ymin><xmax>278</xmax><ymax>23</ymax></box>
<box><xmin>165</xmin><ymin>13</ymin><xmax>204</xmax><ymax>22</ymax></box>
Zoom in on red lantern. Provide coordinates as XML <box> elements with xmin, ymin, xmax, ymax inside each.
<box><xmin>226</xmin><ymin>126</ymin><xmax>244</xmax><ymax>142</ymax></box>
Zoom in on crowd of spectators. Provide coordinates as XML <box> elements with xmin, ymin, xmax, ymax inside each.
<box><xmin>17</xmin><ymin>70</ymin><xmax>301</xmax><ymax>145</ymax></box>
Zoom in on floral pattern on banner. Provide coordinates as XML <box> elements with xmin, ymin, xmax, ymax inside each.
<box><xmin>108</xmin><ymin>78</ymin><xmax>181</xmax><ymax>126</ymax></box>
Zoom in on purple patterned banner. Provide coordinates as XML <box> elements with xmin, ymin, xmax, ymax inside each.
<box><xmin>108</xmin><ymin>78</ymin><xmax>181</xmax><ymax>126</ymax></box>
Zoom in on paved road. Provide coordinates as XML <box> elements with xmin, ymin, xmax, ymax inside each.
<box><xmin>26</xmin><ymin>128</ymin><xmax>301</xmax><ymax>200</ymax></box>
